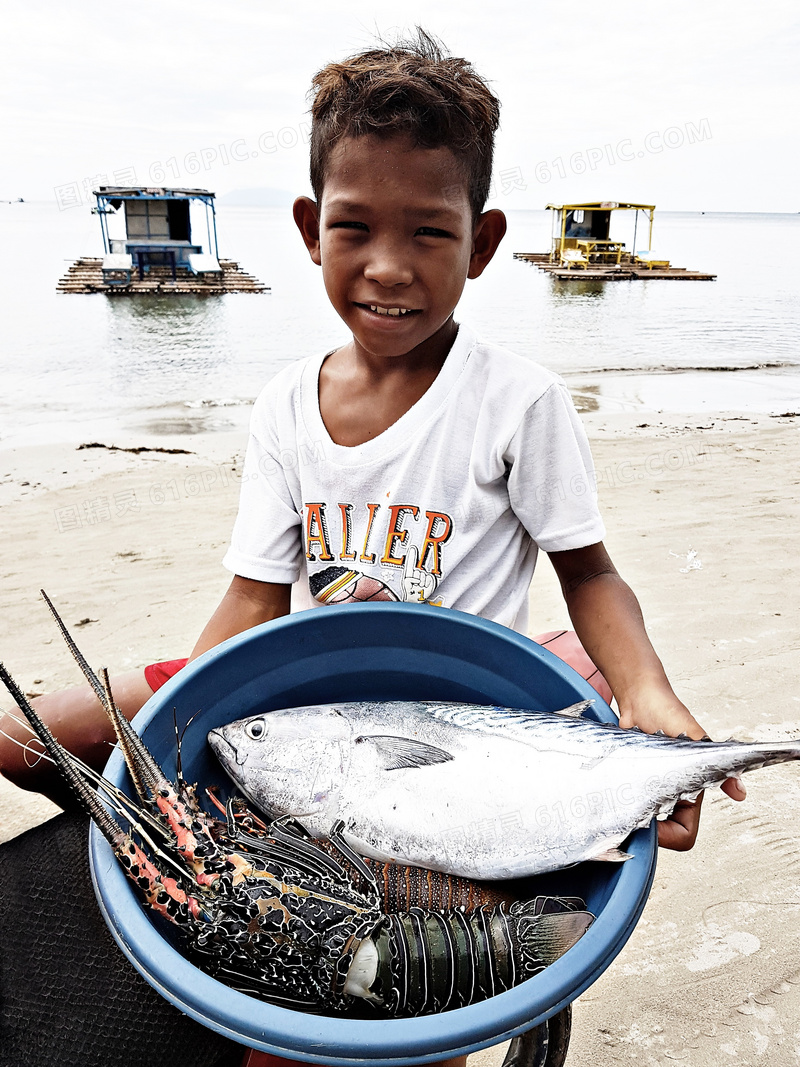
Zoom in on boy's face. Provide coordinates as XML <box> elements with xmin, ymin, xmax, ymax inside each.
<box><xmin>294</xmin><ymin>134</ymin><xmax>505</xmax><ymax>361</ymax></box>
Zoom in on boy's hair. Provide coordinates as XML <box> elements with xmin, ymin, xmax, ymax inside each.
<box><xmin>309</xmin><ymin>29</ymin><xmax>500</xmax><ymax>219</ymax></box>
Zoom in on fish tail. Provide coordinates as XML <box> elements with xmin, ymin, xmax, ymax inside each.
<box><xmin>678</xmin><ymin>739</ymin><xmax>800</xmax><ymax>797</ymax></box>
<box><xmin>716</xmin><ymin>742</ymin><xmax>800</xmax><ymax>776</ymax></box>
<box><xmin>733</xmin><ymin>740</ymin><xmax>800</xmax><ymax>776</ymax></box>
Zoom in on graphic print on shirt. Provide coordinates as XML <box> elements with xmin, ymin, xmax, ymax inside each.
<box><xmin>304</xmin><ymin>501</ymin><xmax>451</xmax><ymax>605</ymax></box>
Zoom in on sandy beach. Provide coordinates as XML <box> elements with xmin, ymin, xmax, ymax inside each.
<box><xmin>1</xmin><ymin>410</ymin><xmax>799</xmax><ymax>1065</ymax></box>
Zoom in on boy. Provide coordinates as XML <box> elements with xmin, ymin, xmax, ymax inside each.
<box><xmin>0</xmin><ymin>29</ymin><xmax>743</xmax><ymax>1067</ymax></box>
<box><xmin>0</xmin><ymin>29</ymin><xmax>742</xmax><ymax>833</ymax></box>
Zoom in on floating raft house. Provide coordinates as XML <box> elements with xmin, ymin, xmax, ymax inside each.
<box><xmin>514</xmin><ymin>202</ymin><xmax>715</xmax><ymax>280</ymax></box>
<box><xmin>57</xmin><ymin>186</ymin><xmax>267</xmax><ymax>294</ymax></box>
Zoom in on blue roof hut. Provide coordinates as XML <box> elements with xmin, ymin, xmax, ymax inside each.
<box><xmin>57</xmin><ymin>186</ymin><xmax>266</xmax><ymax>294</ymax></box>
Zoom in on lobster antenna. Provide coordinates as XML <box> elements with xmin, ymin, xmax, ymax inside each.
<box><xmin>174</xmin><ymin>708</ymin><xmax>189</xmax><ymax>790</ymax></box>
<box><xmin>0</xmin><ymin>709</ymin><xmax>147</xmax><ymax>826</ymax></box>
<box><xmin>100</xmin><ymin>666</ymin><xmax>156</xmax><ymax>800</ymax></box>
<box><xmin>0</xmin><ymin>708</ymin><xmax>179</xmax><ymax>853</ymax></box>
<box><xmin>39</xmin><ymin>590</ymin><xmax>166</xmax><ymax>801</ymax></box>
<box><xmin>39</xmin><ymin>592</ymin><xmax>230</xmax><ymax>879</ymax></box>
<box><xmin>173</xmin><ymin>708</ymin><xmax>182</xmax><ymax>786</ymax></box>
<box><xmin>174</xmin><ymin>710</ymin><xmax>202</xmax><ymax>791</ymax></box>
<box><xmin>0</xmin><ymin>674</ymin><xmax>194</xmax><ymax>886</ymax></box>
<box><xmin>39</xmin><ymin>589</ymin><xmax>107</xmax><ymax>705</ymax></box>
<box><xmin>0</xmin><ymin>715</ymin><xmax>56</xmax><ymax>768</ymax></box>
<box><xmin>0</xmin><ymin>661</ymin><xmax>125</xmax><ymax>847</ymax></box>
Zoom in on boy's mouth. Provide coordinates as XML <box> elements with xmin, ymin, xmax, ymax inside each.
<box><xmin>357</xmin><ymin>303</ymin><xmax>419</xmax><ymax>318</ymax></box>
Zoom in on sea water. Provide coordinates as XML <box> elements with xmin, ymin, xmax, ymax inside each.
<box><xmin>0</xmin><ymin>202</ymin><xmax>798</xmax><ymax>447</ymax></box>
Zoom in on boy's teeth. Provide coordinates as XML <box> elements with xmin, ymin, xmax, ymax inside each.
<box><xmin>370</xmin><ymin>305</ymin><xmax>410</xmax><ymax>316</ymax></box>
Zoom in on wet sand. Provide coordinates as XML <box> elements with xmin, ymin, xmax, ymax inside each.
<box><xmin>1</xmin><ymin>411</ymin><xmax>799</xmax><ymax>1064</ymax></box>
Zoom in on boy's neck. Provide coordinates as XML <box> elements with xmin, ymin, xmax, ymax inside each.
<box><xmin>319</xmin><ymin>317</ymin><xmax>459</xmax><ymax>447</ymax></box>
<box><xmin>349</xmin><ymin>316</ymin><xmax>458</xmax><ymax>381</ymax></box>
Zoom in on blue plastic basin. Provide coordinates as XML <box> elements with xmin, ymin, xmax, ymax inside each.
<box><xmin>90</xmin><ymin>602</ymin><xmax>657</xmax><ymax>1064</ymax></box>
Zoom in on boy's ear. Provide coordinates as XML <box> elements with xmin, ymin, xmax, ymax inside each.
<box><xmin>293</xmin><ymin>196</ymin><xmax>322</xmax><ymax>265</ymax></box>
<box><xmin>468</xmin><ymin>209</ymin><xmax>507</xmax><ymax>280</ymax></box>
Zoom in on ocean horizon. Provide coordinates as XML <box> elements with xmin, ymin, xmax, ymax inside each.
<box><xmin>1</xmin><ymin>202</ymin><xmax>798</xmax><ymax>448</ymax></box>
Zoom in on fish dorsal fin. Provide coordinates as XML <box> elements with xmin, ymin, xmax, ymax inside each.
<box><xmin>355</xmin><ymin>735</ymin><xmax>454</xmax><ymax>771</ymax></box>
<box><xmin>424</xmin><ymin>700</ymin><xmax>595</xmax><ymax>733</ymax></box>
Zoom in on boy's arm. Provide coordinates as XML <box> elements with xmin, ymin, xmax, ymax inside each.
<box><xmin>547</xmin><ymin>541</ymin><xmax>746</xmax><ymax>851</ymax></box>
<box><xmin>188</xmin><ymin>576</ymin><xmax>291</xmax><ymax>661</ymax></box>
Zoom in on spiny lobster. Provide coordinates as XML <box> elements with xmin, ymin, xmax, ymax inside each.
<box><xmin>0</xmin><ymin>593</ymin><xmax>594</xmax><ymax>1017</ymax></box>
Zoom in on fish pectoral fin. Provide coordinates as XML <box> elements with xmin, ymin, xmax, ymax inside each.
<box><xmin>355</xmin><ymin>734</ymin><xmax>454</xmax><ymax>771</ymax></box>
<box><xmin>579</xmin><ymin>753</ymin><xmax>610</xmax><ymax>770</ymax></box>
<box><xmin>551</xmin><ymin>699</ymin><xmax>594</xmax><ymax>718</ymax></box>
<box><xmin>591</xmin><ymin>846</ymin><xmax>634</xmax><ymax>862</ymax></box>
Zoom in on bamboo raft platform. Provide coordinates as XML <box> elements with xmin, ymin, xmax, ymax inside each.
<box><xmin>57</xmin><ymin>257</ymin><xmax>268</xmax><ymax>295</ymax></box>
<box><xmin>513</xmin><ymin>253</ymin><xmax>716</xmax><ymax>281</ymax></box>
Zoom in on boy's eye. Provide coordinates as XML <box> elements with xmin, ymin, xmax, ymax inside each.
<box><xmin>415</xmin><ymin>226</ymin><xmax>453</xmax><ymax>238</ymax></box>
<box><xmin>329</xmin><ymin>220</ymin><xmax>368</xmax><ymax>231</ymax></box>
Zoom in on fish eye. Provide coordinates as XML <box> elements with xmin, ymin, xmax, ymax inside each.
<box><xmin>245</xmin><ymin>718</ymin><xmax>267</xmax><ymax>740</ymax></box>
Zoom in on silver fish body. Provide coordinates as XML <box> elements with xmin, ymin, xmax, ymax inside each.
<box><xmin>208</xmin><ymin>701</ymin><xmax>800</xmax><ymax>879</ymax></box>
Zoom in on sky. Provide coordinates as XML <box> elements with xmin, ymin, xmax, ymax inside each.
<box><xmin>2</xmin><ymin>0</ymin><xmax>798</xmax><ymax>212</ymax></box>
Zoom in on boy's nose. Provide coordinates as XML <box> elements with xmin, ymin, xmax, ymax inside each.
<box><xmin>363</xmin><ymin>240</ymin><xmax>413</xmax><ymax>288</ymax></box>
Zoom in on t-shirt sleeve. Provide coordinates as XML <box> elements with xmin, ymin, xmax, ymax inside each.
<box><xmin>222</xmin><ymin>399</ymin><xmax>304</xmax><ymax>583</ymax></box>
<box><xmin>504</xmin><ymin>381</ymin><xmax>606</xmax><ymax>552</ymax></box>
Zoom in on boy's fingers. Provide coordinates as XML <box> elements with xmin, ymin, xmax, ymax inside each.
<box><xmin>658</xmin><ymin>795</ymin><xmax>703</xmax><ymax>851</ymax></box>
<box><xmin>658</xmin><ymin>777</ymin><xmax>746</xmax><ymax>851</ymax></box>
<box><xmin>722</xmin><ymin>776</ymin><xmax>747</xmax><ymax>801</ymax></box>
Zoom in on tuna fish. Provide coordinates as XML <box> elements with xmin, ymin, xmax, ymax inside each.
<box><xmin>208</xmin><ymin>700</ymin><xmax>800</xmax><ymax>880</ymax></box>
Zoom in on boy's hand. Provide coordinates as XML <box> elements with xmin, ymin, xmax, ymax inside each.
<box><xmin>548</xmin><ymin>542</ymin><xmax>748</xmax><ymax>853</ymax></box>
<box><xmin>617</xmin><ymin>694</ymin><xmax>747</xmax><ymax>851</ymax></box>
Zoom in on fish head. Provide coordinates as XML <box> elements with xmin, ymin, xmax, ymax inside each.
<box><xmin>207</xmin><ymin>706</ymin><xmax>351</xmax><ymax>822</ymax></box>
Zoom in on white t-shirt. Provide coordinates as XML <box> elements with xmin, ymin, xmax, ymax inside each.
<box><xmin>223</xmin><ymin>325</ymin><xmax>605</xmax><ymax>633</ymax></box>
